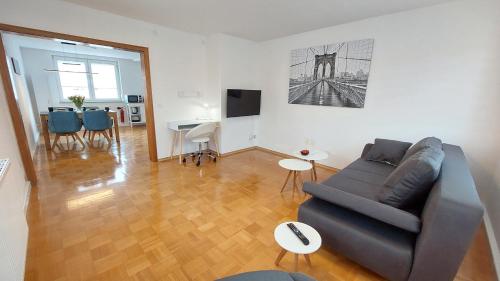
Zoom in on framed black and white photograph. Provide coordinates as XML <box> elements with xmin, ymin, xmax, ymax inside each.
<box><xmin>288</xmin><ymin>38</ymin><xmax>374</xmax><ymax>108</ymax></box>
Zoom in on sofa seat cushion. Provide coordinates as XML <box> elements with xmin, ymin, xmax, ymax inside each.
<box><xmin>321</xmin><ymin>168</ymin><xmax>387</xmax><ymax>200</ymax></box>
<box><xmin>303</xmin><ymin>181</ymin><xmax>421</xmax><ymax>233</ymax></box>
<box><xmin>344</xmin><ymin>158</ymin><xmax>396</xmax><ymax>177</ymax></box>
<box><xmin>299</xmin><ymin>198</ymin><xmax>415</xmax><ymax>281</ymax></box>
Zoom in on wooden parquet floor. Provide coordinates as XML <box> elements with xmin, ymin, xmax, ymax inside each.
<box><xmin>25</xmin><ymin>127</ymin><xmax>496</xmax><ymax>281</ymax></box>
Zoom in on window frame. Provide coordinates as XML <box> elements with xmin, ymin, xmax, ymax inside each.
<box><xmin>54</xmin><ymin>55</ymin><xmax>123</xmax><ymax>103</ymax></box>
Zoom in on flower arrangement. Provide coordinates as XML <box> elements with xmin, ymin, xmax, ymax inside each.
<box><xmin>68</xmin><ymin>95</ymin><xmax>85</xmax><ymax>110</ymax></box>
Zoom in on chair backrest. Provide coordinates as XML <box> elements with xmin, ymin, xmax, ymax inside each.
<box><xmin>48</xmin><ymin>111</ymin><xmax>81</xmax><ymax>133</ymax></box>
<box><xmin>185</xmin><ymin>122</ymin><xmax>217</xmax><ymax>140</ymax></box>
<box><xmin>82</xmin><ymin>110</ymin><xmax>112</xmax><ymax>131</ymax></box>
<box><xmin>48</xmin><ymin>106</ymin><xmax>74</xmax><ymax>112</ymax></box>
<box><xmin>83</xmin><ymin>106</ymin><xmax>99</xmax><ymax>111</ymax></box>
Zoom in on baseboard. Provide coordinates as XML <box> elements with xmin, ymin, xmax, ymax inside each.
<box><xmin>221</xmin><ymin>146</ymin><xmax>258</xmax><ymax>157</ymax></box>
<box><xmin>483</xmin><ymin>212</ymin><xmax>500</xmax><ymax>280</ymax></box>
<box><xmin>159</xmin><ymin>145</ymin><xmax>339</xmax><ymax>172</ymax></box>
<box><xmin>220</xmin><ymin>146</ymin><xmax>339</xmax><ymax>172</ymax></box>
<box><xmin>23</xmin><ymin>181</ymin><xmax>31</xmax><ymax>215</ymax></box>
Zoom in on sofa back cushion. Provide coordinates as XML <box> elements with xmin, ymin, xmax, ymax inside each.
<box><xmin>379</xmin><ymin>147</ymin><xmax>445</xmax><ymax>208</ymax></box>
<box><xmin>364</xmin><ymin>138</ymin><xmax>412</xmax><ymax>166</ymax></box>
<box><xmin>402</xmin><ymin>137</ymin><xmax>442</xmax><ymax>162</ymax></box>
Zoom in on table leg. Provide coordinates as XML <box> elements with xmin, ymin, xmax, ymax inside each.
<box><xmin>40</xmin><ymin>115</ymin><xmax>51</xmax><ymax>150</ymax></box>
<box><xmin>294</xmin><ymin>253</ymin><xmax>298</xmax><ymax>272</ymax></box>
<box><xmin>170</xmin><ymin>131</ymin><xmax>178</xmax><ymax>160</ymax></box>
<box><xmin>111</xmin><ymin>112</ymin><xmax>120</xmax><ymax>143</ymax></box>
<box><xmin>274</xmin><ymin>249</ymin><xmax>287</xmax><ymax>266</ymax></box>
<box><xmin>213</xmin><ymin>130</ymin><xmax>220</xmax><ymax>157</ymax></box>
<box><xmin>304</xmin><ymin>254</ymin><xmax>312</xmax><ymax>267</ymax></box>
<box><xmin>312</xmin><ymin>160</ymin><xmax>318</xmax><ymax>181</ymax></box>
<box><xmin>297</xmin><ymin>172</ymin><xmax>305</xmax><ymax>194</ymax></box>
<box><xmin>280</xmin><ymin>171</ymin><xmax>293</xmax><ymax>193</ymax></box>
<box><xmin>292</xmin><ymin>171</ymin><xmax>297</xmax><ymax>194</ymax></box>
<box><xmin>178</xmin><ymin>130</ymin><xmax>184</xmax><ymax>164</ymax></box>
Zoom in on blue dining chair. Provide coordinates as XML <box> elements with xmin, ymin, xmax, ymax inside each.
<box><xmin>48</xmin><ymin>111</ymin><xmax>85</xmax><ymax>150</ymax></box>
<box><xmin>82</xmin><ymin>110</ymin><xmax>113</xmax><ymax>147</ymax></box>
<box><xmin>82</xmin><ymin>106</ymin><xmax>99</xmax><ymax>139</ymax></box>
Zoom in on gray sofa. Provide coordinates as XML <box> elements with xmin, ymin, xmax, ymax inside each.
<box><xmin>298</xmin><ymin>141</ymin><xmax>484</xmax><ymax>281</ymax></box>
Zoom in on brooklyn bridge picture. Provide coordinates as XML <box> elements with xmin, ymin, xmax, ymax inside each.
<box><xmin>289</xmin><ymin>39</ymin><xmax>374</xmax><ymax>108</ymax></box>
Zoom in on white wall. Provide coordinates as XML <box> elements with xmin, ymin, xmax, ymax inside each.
<box><xmin>0</xmin><ymin>78</ymin><xmax>29</xmax><ymax>281</ymax></box>
<box><xmin>257</xmin><ymin>0</ymin><xmax>500</xmax><ymax>253</ymax></box>
<box><xmin>210</xmin><ymin>34</ymin><xmax>261</xmax><ymax>153</ymax></box>
<box><xmin>2</xmin><ymin>35</ymin><xmax>39</xmax><ymax>157</ymax></box>
<box><xmin>20</xmin><ymin>47</ymin><xmax>144</xmax><ymax>126</ymax></box>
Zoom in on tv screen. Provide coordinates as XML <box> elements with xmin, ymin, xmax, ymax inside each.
<box><xmin>226</xmin><ymin>89</ymin><xmax>261</xmax><ymax>118</ymax></box>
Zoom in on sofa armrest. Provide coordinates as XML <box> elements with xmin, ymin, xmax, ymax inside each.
<box><xmin>303</xmin><ymin>182</ymin><xmax>421</xmax><ymax>233</ymax></box>
<box><xmin>361</xmin><ymin>143</ymin><xmax>373</xmax><ymax>159</ymax></box>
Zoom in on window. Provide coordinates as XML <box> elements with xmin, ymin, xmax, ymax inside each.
<box><xmin>55</xmin><ymin>57</ymin><xmax>121</xmax><ymax>101</ymax></box>
<box><xmin>57</xmin><ymin>60</ymin><xmax>90</xmax><ymax>99</ymax></box>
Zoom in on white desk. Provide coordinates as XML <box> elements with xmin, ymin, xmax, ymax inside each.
<box><xmin>167</xmin><ymin>119</ymin><xmax>220</xmax><ymax>164</ymax></box>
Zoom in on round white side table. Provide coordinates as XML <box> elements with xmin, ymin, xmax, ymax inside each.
<box><xmin>292</xmin><ymin>149</ymin><xmax>328</xmax><ymax>181</ymax></box>
<box><xmin>278</xmin><ymin>159</ymin><xmax>312</xmax><ymax>194</ymax></box>
<box><xmin>274</xmin><ymin>221</ymin><xmax>322</xmax><ymax>271</ymax></box>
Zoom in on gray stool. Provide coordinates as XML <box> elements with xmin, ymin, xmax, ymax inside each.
<box><xmin>216</xmin><ymin>270</ymin><xmax>316</xmax><ymax>281</ymax></box>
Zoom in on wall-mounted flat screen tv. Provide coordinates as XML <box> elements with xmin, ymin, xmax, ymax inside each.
<box><xmin>226</xmin><ymin>89</ymin><xmax>261</xmax><ymax>118</ymax></box>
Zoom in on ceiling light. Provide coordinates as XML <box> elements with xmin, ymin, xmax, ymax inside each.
<box><xmin>88</xmin><ymin>43</ymin><xmax>114</xmax><ymax>50</ymax></box>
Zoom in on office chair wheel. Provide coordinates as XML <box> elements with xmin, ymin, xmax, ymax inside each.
<box><xmin>196</xmin><ymin>160</ymin><xmax>201</xmax><ymax>166</ymax></box>
<box><xmin>182</xmin><ymin>158</ymin><xmax>187</xmax><ymax>164</ymax></box>
<box><xmin>213</xmin><ymin>157</ymin><xmax>217</xmax><ymax>163</ymax></box>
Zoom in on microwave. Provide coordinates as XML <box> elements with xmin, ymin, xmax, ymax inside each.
<box><xmin>127</xmin><ymin>95</ymin><xmax>144</xmax><ymax>103</ymax></box>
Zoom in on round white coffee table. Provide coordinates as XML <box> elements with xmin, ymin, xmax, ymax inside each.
<box><xmin>274</xmin><ymin>221</ymin><xmax>322</xmax><ymax>271</ymax></box>
<box><xmin>278</xmin><ymin>159</ymin><xmax>312</xmax><ymax>194</ymax></box>
<box><xmin>292</xmin><ymin>149</ymin><xmax>328</xmax><ymax>181</ymax></box>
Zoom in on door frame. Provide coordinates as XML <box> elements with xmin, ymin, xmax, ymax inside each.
<box><xmin>0</xmin><ymin>23</ymin><xmax>158</xmax><ymax>184</ymax></box>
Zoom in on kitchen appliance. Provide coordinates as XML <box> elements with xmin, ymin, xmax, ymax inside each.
<box><xmin>130</xmin><ymin>115</ymin><xmax>141</xmax><ymax>122</ymax></box>
<box><xmin>130</xmin><ymin>106</ymin><xmax>140</xmax><ymax>114</ymax></box>
<box><xmin>126</xmin><ymin>103</ymin><xmax>145</xmax><ymax>126</ymax></box>
<box><xmin>127</xmin><ymin>95</ymin><xmax>144</xmax><ymax>103</ymax></box>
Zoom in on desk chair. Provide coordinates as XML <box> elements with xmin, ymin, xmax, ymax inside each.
<box><xmin>183</xmin><ymin>122</ymin><xmax>217</xmax><ymax>166</ymax></box>
<box><xmin>48</xmin><ymin>111</ymin><xmax>85</xmax><ymax>150</ymax></box>
<box><xmin>82</xmin><ymin>110</ymin><xmax>113</xmax><ymax>148</ymax></box>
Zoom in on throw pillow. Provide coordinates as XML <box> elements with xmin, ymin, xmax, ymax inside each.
<box><xmin>402</xmin><ymin>137</ymin><xmax>442</xmax><ymax>162</ymax></box>
<box><xmin>379</xmin><ymin>147</ymin><xmax>445</xmax><ymax>208</ymax></box>
<box><xmin>364</xmin><ymin>138</ymin><xmax>412</xmax><ymax>166</ymax></box>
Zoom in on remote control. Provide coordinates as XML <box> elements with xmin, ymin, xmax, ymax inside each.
<box><xmin>287</xmin><ymin>223</ymin><xmax>309</xmax><ymax>245</ymax></box>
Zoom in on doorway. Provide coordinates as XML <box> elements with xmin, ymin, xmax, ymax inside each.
<box><xmin>0</xmin><ymin>23</ymin><xmax>158</xmax><ymax>184</ymax></box>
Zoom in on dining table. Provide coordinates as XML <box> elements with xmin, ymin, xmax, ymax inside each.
<box><xmin>39</xmin><ymin>110</ymin><xmax>120</xmax><ymax>150</ymax></box>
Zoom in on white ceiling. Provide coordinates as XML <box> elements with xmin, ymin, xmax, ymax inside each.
<box><xmin>61</xmin><ymin>0</ymin><xmax>455</xmax><ymax>41</ymax></box>
<box><xmin>2</xmin><ymin>33</ymin><xmax>141</xmax><ymax>61</ymax></box>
